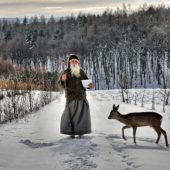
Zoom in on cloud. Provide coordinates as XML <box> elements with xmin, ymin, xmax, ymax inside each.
<box><xmin>0</xmin><ymin>0</ymin><xmax>170</xmax><ymax>18</ymax></box>
<box><xmin>0</xmin><ymin>0</ymin><xmax>133</xmax><ymax>8</ymax></box>
<box><xmin>42</xmin><ymin>6</ymin><xmax>116</xmax><ymax>16</ymax></box>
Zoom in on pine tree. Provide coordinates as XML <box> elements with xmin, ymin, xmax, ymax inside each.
<box><xmin>4</xmin><ymin>30</ymin><xmax>12</xmax><ymax>41</ymax></box>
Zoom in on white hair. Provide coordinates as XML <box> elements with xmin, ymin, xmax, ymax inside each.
<box><xmin>70</xmin><ymin>64</ymin><xmax>81</xmax><ymax>78</ymax></box>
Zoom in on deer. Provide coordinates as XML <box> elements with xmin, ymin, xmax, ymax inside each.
<box><xmin>108</xmin><ymin>104</ymin><xmax>169</xmax><ymax>147</ymax></box>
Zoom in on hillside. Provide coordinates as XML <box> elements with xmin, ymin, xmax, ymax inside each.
<box><xmin>1</xmin><ymin>6</ymin><xmax>170</xmax><ymax>89</ymax></box>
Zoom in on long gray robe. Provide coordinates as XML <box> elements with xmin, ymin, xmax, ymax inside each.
<box><xmin>60</xmin><ymin>99</ymin><xmax>91</xmax><ymax>135</ymax></box>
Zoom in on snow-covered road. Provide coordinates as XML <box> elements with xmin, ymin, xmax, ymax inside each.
<box><xmin>0</xmin><ymin>91</ymin><xmax>170</xmax><ymax>170</ymax></box>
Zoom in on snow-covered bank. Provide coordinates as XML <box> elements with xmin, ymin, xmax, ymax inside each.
<box><xmin>0</xmin><ymin>90</ymin><xmax>170</xmax><ymax>170</ymax></box>
<box><xmin>0</xmin><ymin>89</ymin><xmax>60</xmax><ymax>122</ymax></box>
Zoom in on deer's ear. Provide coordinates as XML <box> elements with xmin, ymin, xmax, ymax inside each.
<box><xmin>116</xmin><ymin>105</ymin><xmax>119</xmax><ymax>110</ymax></box>
<box><xmin>113</xmin><ymin>104</ymin><xmax>115</xmax><ymax>109</ymax></box>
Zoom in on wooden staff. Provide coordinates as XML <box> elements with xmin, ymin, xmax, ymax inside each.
<box><xmin>61</xmin><ymin>59</ymin><xmax>67</xmax><ymax>92</ymax></box>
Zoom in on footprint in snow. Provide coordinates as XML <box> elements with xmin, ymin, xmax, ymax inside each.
<box><xmin>20</xmin><ymin>139</ymin><xmax>55</xmax><ymax>148</ymax></box>
<box><xmin>106</xmin><ymin>135</ymin><xmax>141</xmax><ymax>170</ymax></box>
<box><xmin>51</xmin><ymin>137</ymin><xmax>98</xmax><ymax>170</ymax></box>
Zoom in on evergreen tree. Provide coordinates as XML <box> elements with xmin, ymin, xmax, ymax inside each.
<box><xmin>4</xmin><ymin>30</ymin><xmax>12</xmax><ymax>41</ymax></box>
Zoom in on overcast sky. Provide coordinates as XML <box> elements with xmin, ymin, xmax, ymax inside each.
<box><xmin>0</xmin><ymin>0</ymin><xmax>170</xmax><ymax>18</ymax></box>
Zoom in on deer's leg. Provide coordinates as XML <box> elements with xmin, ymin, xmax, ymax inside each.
<box><xmin>133</xmin><ymin>127</ymin><xmax>137</xmax><ymax>143</ymax></box>
<box><xmin>122</xmin><ymin>126</ymin><xmax>130</xmax><ymax>141</ymax></box>
<box><xmin>159</xmin><ymin>127</ymin><xmax>169</xmax><ymax>147</ymax></box>
<box><xmin>153</xmin><ymin>127</ymin><xmax>161</xmax><ymax>144</ymax></box>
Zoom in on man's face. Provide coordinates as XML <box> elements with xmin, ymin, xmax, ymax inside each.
<box><xmin>70</xmin><ymin>59</ymin><xmax>80</xmax><ymax>78</ymax></box>
<box><xmin>69</xmin><ymin>59</ymin><xmax>79</xmax><ymax>67</ymax></box>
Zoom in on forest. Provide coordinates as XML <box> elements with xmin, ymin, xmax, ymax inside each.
<box><xmin>0</xmin><ymin>4</ymin><xmax>170</xmax><ymax>90</ymax></box>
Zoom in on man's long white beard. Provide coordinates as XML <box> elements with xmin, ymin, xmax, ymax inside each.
<box><xmin>70</xmin><ymin>64</ymin><xmax>81</xmax><ymax>78</ymax></box>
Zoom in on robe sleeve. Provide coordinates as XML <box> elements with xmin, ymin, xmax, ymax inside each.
<box><xmin>58</xmin><ymin>70</ymin><xmax>67</xmax><ymax>88</ymax></box>
<box><xmin>81</xmin><ymin>69</ymin><xmax>88</xmax><ymax>80</ymax></box>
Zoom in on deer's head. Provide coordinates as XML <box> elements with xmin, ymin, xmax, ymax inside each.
<box><xmin>108</xmin><ymin>104</ymin><xmax>119</xmax><ymax>119</ymax></box>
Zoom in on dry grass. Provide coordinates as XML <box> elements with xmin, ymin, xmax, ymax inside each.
<box><xmin>0</xmin><ymin>80</ymin><xmax>42</xmax><ymax>90</ymax></box>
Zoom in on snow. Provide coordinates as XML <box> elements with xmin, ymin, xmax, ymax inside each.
<box><xmin>0</xmin><ymin>90</ymin><xmax>170</xmax><ymax>170</ymax></box>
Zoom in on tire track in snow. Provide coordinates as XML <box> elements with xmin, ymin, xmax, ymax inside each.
<box><xmin>89</xmin><ymin>92</ymin><xmax>141</xmax><ymax>170</ymax></box>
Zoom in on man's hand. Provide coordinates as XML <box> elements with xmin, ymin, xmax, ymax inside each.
<box><xmin>61</xmin><ymin>73</ymin><xmax>67</xmax><ymax>81</ymax></box>
<box><xmin>88</xmin><ymin>82</ymin><xmax>95</xmax><ymax>89</ymax></box>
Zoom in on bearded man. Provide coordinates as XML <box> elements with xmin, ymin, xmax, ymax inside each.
<box><xmin>59</xmin><ymin>54</ymin><xmax>94</xmax><ymax>138</ymax></box>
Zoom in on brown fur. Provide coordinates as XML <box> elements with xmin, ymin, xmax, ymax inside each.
<box><xmin>108</xmin><ymin>104</ymin><xmax>169</xmax><ymax>147</ymax></box>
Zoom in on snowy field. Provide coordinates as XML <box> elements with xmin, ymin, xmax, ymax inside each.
<box><xmin>0</xmin><ymin>89</ymin><xmax>170</xmax><ymax>170</ymax></box>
